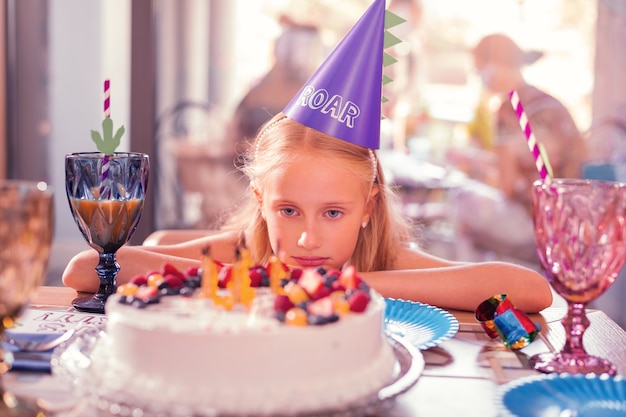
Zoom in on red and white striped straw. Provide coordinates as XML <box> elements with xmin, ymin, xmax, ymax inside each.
<box><xmin>509</xmin><ymin>90</ymin><xmax>551</xmax><ymax>182</ymax></box>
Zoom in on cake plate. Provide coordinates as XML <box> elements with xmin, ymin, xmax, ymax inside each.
<box><xmin>51</xmin><ymin>326</ymin><xmax>424</xmax><ymax>417</ymax></box>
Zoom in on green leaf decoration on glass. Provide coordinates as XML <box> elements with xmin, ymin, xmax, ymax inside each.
<box><xmin>91</xmin><ymin>118</ymin><xmax>125</xmax><ymax>156</ymax></box>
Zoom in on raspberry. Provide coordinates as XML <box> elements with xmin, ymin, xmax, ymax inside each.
<box><xmin>185</xmin><ymin>266</ymin><xmax>200</xmax><ymax>278</ymax></box>
<box><xmin>347</xmin><ymin>290</ymin><xmax>370</xmax><ymax>313</ymax></box>
<box><xmin>289</xmin><ymin>268</ymin><xmax>303</xmax><ymax>281</ymax></box>
<box><xmin>249</xmin><ymin>267</ymin><xmax>266</xmax><ymax>287</ymax></box>
<box><xmin>273</xmin><ymin>294</ymin><xmax>295</xmax><ymax>313</ymax></box>
<box><xmin>164</xmin><ymin>274</ymin><xmax>184</xmax><ymax>289</ymax></box>
<box><xmin>162</xmin><ymin>263</ymin><xmax>185</xmax><ymax>280</ymax></box>
<box><xmin>129</xmin><ymin>275</ymin><xmax>148</xmax><ymax>286</ymax></box>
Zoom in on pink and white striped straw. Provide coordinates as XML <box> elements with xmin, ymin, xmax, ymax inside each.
<box><xmin>509</xmin><ymin>90</ymin><xmax>551</xmax><ymax>182</ymax></box>
<box><xmin>100</xmin><ymin>79</ymin><xmax>111</xmax><ymax>198</ymax></box>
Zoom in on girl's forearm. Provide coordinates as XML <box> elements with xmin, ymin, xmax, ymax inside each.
<box><xmin>62</xmin><ymin>231</ymin><xmax>240</xmax><ymax>293</ymax></box>
<box><xmin>361</xmin><ymin>262</ymin><xmax>553</xmax><ymax>313</ymax></box>
<box><xmin>62</xmin><ymin>246</ymin><xmax>202</xmax><ymax>293</ymax></box>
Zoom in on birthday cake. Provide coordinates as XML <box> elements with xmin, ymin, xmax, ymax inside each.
<box><xmin>91</xmin><ymin>257</ymin><xmax>396</xmax><ymax>416</ymax></box>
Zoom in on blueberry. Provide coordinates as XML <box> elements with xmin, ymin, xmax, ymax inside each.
<box><xmin>145</xmin><ymin>295</ymin><xmax>161</xmax><ymax>305</ymax></box>
<box><xmin>316</xmin><ymin>267</ymin><xmax>327</xmax><ymax>276</ymax></box>
<box><xmin>327</xmin><ymin>313</ymin><xmax>340</xmax><ymax>324</ymax></box>
<box><xmin>275</xmin><ymin>311</ymin><xmax>286</xmax><ymax>322</ymax></box>
<box><xmin>324</xmin><ymin>274</ymin><xmax>339</xmax><ymax>288</ymax></box>
<box><xmin>179</xmin><ymin>286</ymin><xmax>195</xmax><ymax>297</ymax></box>
<box><xmin>296</xmin><ymin>301</ymin><xmax>310</xmax><ymax>310</ymax></box>
<box><xmin>308</xmin><ymin>313</ymin><xmax>339</xmax><ymax>326</ymax></box>
<box><xmin>185</xmin><ymin>276</ymin><xmax>201</xmax><ymax>289</ymax></box>
<box><xmin>160</xmin><ymin>287</ymin><xmax>178</xmax><ymax>296</ymax></box>
<box><xmin>261</xmin><ymin>276</ymin><xmax>270</xmax><ymax>287</ymax></box>
<box><xmin>131</xmin><ymin>298</ymin><xmax>147</xmax><ymax>309</ymax></box>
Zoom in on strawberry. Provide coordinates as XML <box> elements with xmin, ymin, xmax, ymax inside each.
<box><xmin>310</xmin><ymin>285</ymin><xmax>332</xmax><ymax>301</ymax></box>
<box><xmin>330</xmin><ymin>279</ymin><xmax>346</xmax><ymax>293</ymax></box>
<box><xmin>298</xmin><ymin>269</ymin><xmax>324</xmax><ymax>296</ymax></box>
<box><xmin>307</xmin><ymin>296</ymin><xmax>335</xmax><ymax>317</ymax></box>
<box><xmin>339</xmin><ymin>265</ymin><xmax>362</xmax><ymax>290</ymax></box>
<box><xmin>217</xmin><ymin>264</ymin><xmax>232</xmax><ymax>288</ymax></box>
<box><xmin>136</xmin><ymin>285</ymin><xmax>158</xmax><ymax>302</ymax></box>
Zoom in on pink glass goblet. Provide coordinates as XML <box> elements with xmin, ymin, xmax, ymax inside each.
<box><xmin>530</xmin><ymin>178</ymin><xmax>626</xmax><ymax>375</ymax></box>
<box><xmin>0</xmin><ymin>180</ymin><xmax>54</xmax><ymax>416</ymax></box>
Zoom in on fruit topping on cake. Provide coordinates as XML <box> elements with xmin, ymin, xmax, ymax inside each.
<box><xmin>115</xmin><ymin>247</ymin><xmax>372</xmax><ymax>326</ymax></box>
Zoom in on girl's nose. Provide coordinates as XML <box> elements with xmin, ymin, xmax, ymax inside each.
<box><xmin>297</xmin><ymin>229</ymin><xmax>321</xmax><ymax>250</ymax></box>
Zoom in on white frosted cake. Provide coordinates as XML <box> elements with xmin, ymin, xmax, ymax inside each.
<box><xmin>91</xmin><ymin>262</ymin><xmax>396</xmax><ymax>416</ymax></box>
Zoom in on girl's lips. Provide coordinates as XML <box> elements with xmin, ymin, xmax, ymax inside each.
<box><xmin>292</xmin><ymin>257</ymin><xmax>329</xmax><ymax>268</ymax></box>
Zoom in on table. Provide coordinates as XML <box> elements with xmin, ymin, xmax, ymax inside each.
<box><xmin>7</xmin><ymin>286</ymin><xmax>626</xmax><ymax>417</ymax></box>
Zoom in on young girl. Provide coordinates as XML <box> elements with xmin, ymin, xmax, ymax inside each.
<box><xmin>63</xmin><ymin>113</ymin><xmax>553</xmax><ymax>312</ymax></box>
<box><xmin>63</xmin><ymin>0</ymin><xmax>552</xmax><ymax>312</ymax></box>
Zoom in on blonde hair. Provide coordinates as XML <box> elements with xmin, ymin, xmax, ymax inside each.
<box><xmin>224</xmin><ymin>113</ymin><xmax>414</xmax><ymax>271</ymax></box>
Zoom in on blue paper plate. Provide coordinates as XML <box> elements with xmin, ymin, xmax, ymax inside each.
<box><xmin>384</xmin><ymin>298</ymin><xmax>459</xmax><ymax>350</ymax></box>
<box><xmin>496</xmin><ymin>373</ymin><xmax>626</xmax><ymax>417</ymax></box>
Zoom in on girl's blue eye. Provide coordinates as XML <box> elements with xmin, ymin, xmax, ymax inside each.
<box><xmin>327</xmin><ymin>210</ymin><xmax>342</xmax><ymax>219</ymax></box>
<box><xmin>280</xmin><ymin>208</ymin><xmax>297</xmax><ymax>217</ymax></box>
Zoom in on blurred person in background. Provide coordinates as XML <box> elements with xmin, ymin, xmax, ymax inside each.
<box><xmin>226</xmin><ymin>17</ymin><xmax>326</xmax><ymax>154</ymax></box>
<box><xmin>450</xmin><ymin>33</ymin><xmax>587</xmax><ymax>267</ymax></box>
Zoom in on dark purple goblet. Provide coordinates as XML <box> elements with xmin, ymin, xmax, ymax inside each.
<box><xmin>66</xmin><ymin>152</ymin><xmax>149</xmax><ymax>314</ymax></box>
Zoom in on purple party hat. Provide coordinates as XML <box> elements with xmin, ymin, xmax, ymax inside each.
<box><xmin>282</xmin><ymin>0</ymin><xmax>404</xmax><ymax>149</ymax></box>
